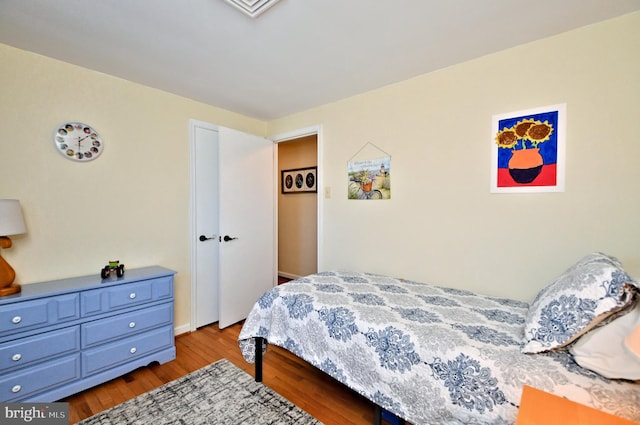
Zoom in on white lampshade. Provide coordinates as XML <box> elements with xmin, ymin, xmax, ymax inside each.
<box><xmin>0</xmin><ymin>199</ymin><xmax>26</xmax><ymax>236</ymax></box>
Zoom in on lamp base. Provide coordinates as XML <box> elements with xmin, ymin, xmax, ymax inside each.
<box><xmin>0</xmin><ymin>236</ymin><xmax>19</xmax><ymax>296</ymax></box>
<box><xmin>0</xmin><ymin>282</ymin><xmax>21</xmax><ymax>296</ymax></box>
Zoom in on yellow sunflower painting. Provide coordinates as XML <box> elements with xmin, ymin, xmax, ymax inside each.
<box><xmin>491</xmin><ymin>104</ymin><xmax>566</xmax><ymax>193</ymax></box>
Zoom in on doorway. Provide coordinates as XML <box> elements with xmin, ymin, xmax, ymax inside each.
<box><xmin>272</xmin><ymin>125</ymin><xmax>323</xmax><ymax>280</ymax></box>
<box><xmin>277</xmin><ymin>135</ymin><xmax>318</xmax><ymax>279</ymax></box>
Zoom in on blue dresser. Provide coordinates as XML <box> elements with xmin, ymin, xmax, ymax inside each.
<box><xmin>0</xmin><ymin>266</ymin><xmax>176</xmax><ymax>402</ymax></box>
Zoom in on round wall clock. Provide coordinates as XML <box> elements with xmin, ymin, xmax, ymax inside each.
<box><xmin>53</xmin><ymin>122</ymin><xmax>103</xmax><ymax>161</ymax></box>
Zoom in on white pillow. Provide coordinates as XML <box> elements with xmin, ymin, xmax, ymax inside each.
<box><xmin>570</xmin><ymin>301</ymin><xmax>640</xmax><ymax>380</ymax></box>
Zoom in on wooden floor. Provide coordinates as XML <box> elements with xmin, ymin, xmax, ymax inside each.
<box><xmin>63</xmin><ymin>321</ymin><xmax>380</xmax><ymax>425</ymax></box>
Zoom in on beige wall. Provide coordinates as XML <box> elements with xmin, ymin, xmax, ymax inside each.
<box><xmin>277</xmin><ymin>136</ymin><xmax>318</xmax><ymax>277</ymax></box>
<box><xmin>268</xmin><ymin>12</ymin><xmax>640</xmax><ymax>302</ymax></box>
<box><xmin>0</xmin><ymin>44</ymin><xmax>266</xmax><ymax>330</ymax></box>
<box><xmin>1</xmin><ymin>11</ymin><xmax>638</xmax><ymax>333</ymax></box>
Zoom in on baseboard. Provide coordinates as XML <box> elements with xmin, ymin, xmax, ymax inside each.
<box><xmin>175</xmin><ymin>323</ymin><xmax>191</xmax><ymax>336</ymax></box>
<box><xmin>278</xmin><ymin>271</ymin><xmax>302</xmax><ymax>280</ymax></box>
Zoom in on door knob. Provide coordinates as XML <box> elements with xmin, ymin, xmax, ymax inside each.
<box><xmin>199</xmin><ymin>234</ymin><xmax>216</xmax><ymax>241</ymax></box>
<box><xmin>223</xmin><ymin>235</ymin><xmax>238</xmax><ymax>242</ymax></box>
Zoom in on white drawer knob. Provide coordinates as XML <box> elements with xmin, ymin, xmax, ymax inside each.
<box><xmin>11</xmin><ymin>385</ymin><xmax>21</xmax><ymax>393</ymax></box>
<box><xmin>130</xmin><ymin>347</ymin><xmax>137</xmax><ymax>354</ymax></box>
<box><xmin>11</xmin><ymin>316</ymin><xmax>21</xmax><ymax>324</ymax></box>
<box><xmin>12</xmin><ymin>353</ymin><xmax>22</xmax><ymax>362</ymax></box>
<box><xmin>129</xmin><ymin>322</ymin><xmax>136</xmax><ymax>328</ymax></box>
<box><xmin>129</xmin><ymin>293</ymin><xmax>136</xmax><ymax>299</ymax></box>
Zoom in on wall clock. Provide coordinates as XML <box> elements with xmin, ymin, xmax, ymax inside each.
<box><xmin>53</xmin><ymin>122</ymin><xmax>103</xmax><ymax>161</ymax></box>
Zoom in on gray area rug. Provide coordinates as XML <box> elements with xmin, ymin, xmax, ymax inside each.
<box><xmin>76</xmin><ymin>359</ymin><xmax>323</xmax><ymax>424</ymax></box>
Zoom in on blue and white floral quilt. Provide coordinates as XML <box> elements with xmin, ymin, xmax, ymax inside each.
<box><xmin>238</xmin><ymin>271</ymin><xmax>640</xmax><ymax>425</ymax></box>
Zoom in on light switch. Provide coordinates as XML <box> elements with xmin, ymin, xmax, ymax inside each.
<box><xmin>324</xmin><ymin>186</ymin><xmax>331</xmax><ymax>198</ymax></box>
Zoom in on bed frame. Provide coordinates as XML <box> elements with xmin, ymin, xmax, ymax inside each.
<box><xmin>253</xmin><ymin>336</ymin><xmax>406</xmax><ymax>425</ymax></box>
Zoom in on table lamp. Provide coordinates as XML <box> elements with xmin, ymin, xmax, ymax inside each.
<box><xmin>0</xmin><ymin>199</ymin><xmax>27</xmax><ymax>296</ymax></box>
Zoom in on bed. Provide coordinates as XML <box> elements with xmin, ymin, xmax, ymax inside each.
<box><xmin>238</xmin><ymin>253</ymin><xmax>640</xmax><ymax>424</ymax></box>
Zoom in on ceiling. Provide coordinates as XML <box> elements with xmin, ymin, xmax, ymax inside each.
<box><xmin>1</xmin><ymin>0</ymin><xmax>639</xmax><ymax>120</ymax></box>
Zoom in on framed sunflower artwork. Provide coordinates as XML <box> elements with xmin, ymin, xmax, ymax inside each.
<box><xmin>491</xmin><ymin>103</ymin><xmax>566</xmax><ymax>193</ymax></box>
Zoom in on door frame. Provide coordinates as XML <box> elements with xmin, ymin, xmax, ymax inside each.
<box><xmin>270</xmin><ymin>125</ymin><xmax>323</xmax><ymax>276</ymax></box>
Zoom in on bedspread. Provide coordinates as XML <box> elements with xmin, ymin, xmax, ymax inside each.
<box><xmin>238</xmin><ymin>271</ymin><xmax>640</xmax><ymax>425</ymax></box>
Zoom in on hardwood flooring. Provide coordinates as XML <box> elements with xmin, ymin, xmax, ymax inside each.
<box><xmin>63</xmin><ymin>322</ymin><xmax>381</xmax><ymax>425</ymax></box>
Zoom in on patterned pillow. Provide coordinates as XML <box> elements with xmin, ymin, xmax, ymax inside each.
<box><xmin>521</xmin><ymin>252</ymin><xmax>639</xmax><ymax>354</ymax></box>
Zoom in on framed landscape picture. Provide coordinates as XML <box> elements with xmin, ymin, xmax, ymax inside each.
<box><xmin>347</xmin><ymin>156</ymin><xmax>391</xmax><ymax>200</ymax></box>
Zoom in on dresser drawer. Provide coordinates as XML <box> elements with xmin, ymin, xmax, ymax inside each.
<box><xmin>0</xmin><ymin>355</ymin><xmax>81</xmax><ymax>402</ymax></box>
<box><xmin>82</xmin><ymin>326</ymin><xmax>173</xmax><ymax>376</ymax></box>
<box><xmin>0</xmin><ymin>326</ymin><xmax>80</xmax><ymax>372</ymax></box>
<box><xmin>0</xmin><ymin>294</ymin><xmax>79</xmax><ymax>336</ymax></box>
<box><xmin>81</xmin><ymin>276</ymin><xmax>173</xmax><ymax>317</ymax></box>
<box><xmin>81</xmin><ymin>303</ymin><xmax>173</xmax><ymax>348</ymax></box>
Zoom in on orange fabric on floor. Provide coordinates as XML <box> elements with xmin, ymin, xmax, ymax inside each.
<box><xmin>516</xmin><ymin>385</ymin><xmax>638</xmax><ymax>425</ymax></box>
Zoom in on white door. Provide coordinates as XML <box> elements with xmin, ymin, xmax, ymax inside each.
<box><xmin>218</xmin><ymin>126</ymin><xmax>275</xmax><ymax>328</ymax></box>
<box><xmin>193</xmin><ymin>125</ymin><xmax>220</xmax><ymax>328</ymax></box>
<box><xmin>190</xmin><ymin>121</ymin><xmax>275</xmax><ymax>330</ymax></box>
